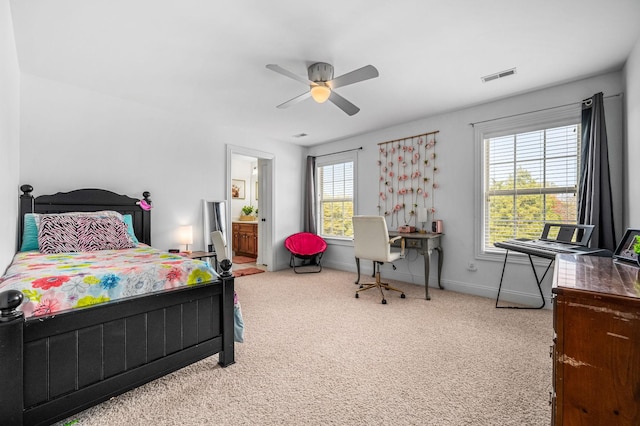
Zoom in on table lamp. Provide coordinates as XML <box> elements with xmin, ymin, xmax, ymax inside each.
<box><xmin>178</xmin><ymin>225</ymin><xmax>193</xmax><ymax>253</ymax></box>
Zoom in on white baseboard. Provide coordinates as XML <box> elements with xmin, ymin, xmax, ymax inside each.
<box><xmin>322</xmin><ymin>259</ymin><xmax>552</xmax><ymax>310</ymax></box>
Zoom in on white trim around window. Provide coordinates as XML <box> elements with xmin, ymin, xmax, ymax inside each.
<box><xmin>316</xmin><ymin>151</ymin><xmax>358</xmax><ymax>242</ymax></box>
<box><xmin>473</xmin><ymin>104</ymin><xmax>581</xmax><ymax>263</ymax></box>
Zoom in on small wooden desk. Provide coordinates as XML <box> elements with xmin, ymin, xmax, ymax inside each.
<box><xmin>388</xmin><ymin>231</ymin><xmax>443</xmax><ymax>300</ymax></box>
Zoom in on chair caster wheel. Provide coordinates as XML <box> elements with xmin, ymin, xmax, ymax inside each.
<box><xmin>355</xmin><ymin>293</ymin><xmax>359</xmax><ymax>298</ymax></box>
<box><xmin>401</xmin><ymin>294</ymin><xmax>406</xmax><ymax>298</ymax></box>
<box><xmin>359</xmin><ymin>285</ymin><xmax>363</xmax><ymax>289</ymax></box>
<box><xmin>382</xmin><ymin>299</ymin><xmax>387</xmax><ymax>304</ymax></box>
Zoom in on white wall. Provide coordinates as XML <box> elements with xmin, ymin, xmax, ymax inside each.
<box><xmin>310</xmin><ymin>71</ymin><xmax>625</xmax><ymax>307</ymax></box>
<box><xmin>623</xmin><ymin>36</ymin><xmax>640</xmax><ymax>227</ymax></box>
<box><xmin>19</xmin><ymin>74</ymin><xmax>304</xmax><ymax>269</ymax></box>
<box><xmin>0</xmin><ymin>0</ymin><xmax>20</xmax><ymax>272</ymax></box>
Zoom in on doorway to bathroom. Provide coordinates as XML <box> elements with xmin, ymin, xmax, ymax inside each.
<box><xmin>227</xmin><ymin>145</ymin><xmax>274</xmax><ymax>271</ymax></box>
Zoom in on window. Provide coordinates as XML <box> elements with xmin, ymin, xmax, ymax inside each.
<box><xmin>316</xmin><ymin>153</ymin><xmax>356</xmax><ymax>238</ymax></box>
<box><xmin>475</xmin><ymin>105</ymin><xmax>581</xmax><ymax>255</ymax></box>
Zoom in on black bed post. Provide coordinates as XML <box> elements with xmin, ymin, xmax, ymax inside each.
<box><xmin>218</xmin><ymin>259</ymin><xmax>235</xmax><ymax>367</ymax></box>
<box><xmin>0</xmin><ymin>290</ymin><xmax>25</xmax><ymax>424</ymax></box>
<box><xmin>142</xmin><ymin>191</ymin><xmax>152</xmax><ymax>245</ymax></box>
<box><xmin>18</xmin><ymin>184</ymin><xmax>34</xmax><ymax>251</ymax></box>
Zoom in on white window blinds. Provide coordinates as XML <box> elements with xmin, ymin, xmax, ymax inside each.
<box><xmin>483</xmin><ymin>123</ymin><xmax>580</xmax><ymax>250</ymax></box>
<box><xmin>317</xmin><ymin>159</ymin><xmax>355</xmax><ymax>238</ymax></box>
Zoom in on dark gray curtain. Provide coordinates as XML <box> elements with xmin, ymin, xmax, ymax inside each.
<box><xmin>303</xmin><ymin>156</ymin><xmax>317</xmax><ymax>234</ymax></box>
<box><xmin>578</xmin><ymin>92</ymin><xmax>616</xmax><ymax>250</ymax></box>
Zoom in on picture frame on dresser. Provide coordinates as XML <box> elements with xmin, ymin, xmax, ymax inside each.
<box><xmin>613</xmin><ymin>228</ymin><xmax>640</xmax><ymax>263</ymax></box>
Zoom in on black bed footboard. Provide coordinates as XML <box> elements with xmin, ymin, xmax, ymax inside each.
<box><xmin>0</xmin><ymin>273</ymin><xmax>234</xmax><ymax>426</ymax></box>
<box><xmin>0</xmin><ymin>290</ymin><xmax>25</xmax><ymax>425</ymax></box>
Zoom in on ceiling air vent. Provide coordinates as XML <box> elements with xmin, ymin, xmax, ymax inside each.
<box><xmin>292</xmin><ymin>133</ymin><xmax>308</xmax><ymax>138</ymax></box>
<box><xmin>481</xmin><ymin>68</ymin><xmax>516</xmax><ymax>83</ymax></box>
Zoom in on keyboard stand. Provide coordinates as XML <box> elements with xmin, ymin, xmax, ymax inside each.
<box><xmin>495</xmin><ymin>247</ymin><xmax>550</xmax><ymax>309</ymax></box>
<box><xmin>494</xmin><ymin>240</ymin><xmax>608</xmax><ymax>309</ymax></box>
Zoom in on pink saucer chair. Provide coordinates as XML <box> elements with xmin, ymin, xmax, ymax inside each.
<box><xmin>284</xmin><ymin>232</ymin><xmax>327</xmax><ymax>274</ymax></box>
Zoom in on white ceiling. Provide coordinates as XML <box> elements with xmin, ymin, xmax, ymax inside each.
<box><xmin>10</xmin><ymin>0</ymin><xmax>640</xmax><ymax>146</ymax></box>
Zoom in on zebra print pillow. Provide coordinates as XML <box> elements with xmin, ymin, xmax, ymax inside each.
<box><xmin>77</xmin><ymin>216</ymin><xmax>135</xmax><ymax>251</ymax></box>
<box><xmin>38</xmin><ymin>215</ymin><xmax>79</xmax><ymax>254</ymax></box>
<box><xmin>38</xmin><ymin>215</ymin><xmax>135</xmax><ymax>254</ymax></box>
<box><xmin>29</xmin><ymin>211</ymin><xmax>139</xmax><ymax>250</ymax></box>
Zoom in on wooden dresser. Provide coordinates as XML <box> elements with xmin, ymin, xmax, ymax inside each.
<box><xmin>232</xmin><ymin>222</ymin><xmax>257</xmax><ymax>257</ymax></box>
<box><xmin>552</xmin><ymin>255</ymin><xmax>640</xmax><ymax>425</ymax></box>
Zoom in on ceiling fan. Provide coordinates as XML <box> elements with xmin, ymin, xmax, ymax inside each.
<box><xmin>265</xmin><ymin>62</ymin><xmax>379</xmax><ymax>116</ymax></box>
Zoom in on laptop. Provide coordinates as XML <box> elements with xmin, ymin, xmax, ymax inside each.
<box><xmin>502</xmin><ymin>223</ymin><xmax>595</xmax><ymax>253</ymax></box>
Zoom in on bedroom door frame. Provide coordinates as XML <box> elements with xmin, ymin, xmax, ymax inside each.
<box><xmin>226</xmin><ymin>144</ymin><xmax>274</xmax><ymax>272</ymax></box>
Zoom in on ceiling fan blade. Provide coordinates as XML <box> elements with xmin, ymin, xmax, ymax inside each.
<box><xmin>266</xmin><ymin>64</ymin><xmax>315</xmax><ymax>86</ymax></box>
<box><xmin>328</xmin><ymin>91</ymin><xmax>360</xmax><ymax>116</ymax></box>
<box><xmin>327</xmin><ymin>65</ymin><xmax>379</xmax><ymax>89</ymax></box>
<box><xmin>276</xmin><ymin>91</ymin><xmax>312</xmax><ymax>109</ymax></box>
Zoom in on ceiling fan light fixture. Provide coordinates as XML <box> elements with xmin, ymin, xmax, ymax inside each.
<box><xmin>310</xmin><ymin>85</ymin><xmax>331</xmax><ymax>103</ymax></box>
<box><xmin>266</xmin><ymin>62</ymin><xmax>378</xmax><ymax>115</ymax></box>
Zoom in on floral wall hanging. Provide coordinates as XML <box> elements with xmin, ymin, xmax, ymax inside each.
<box><xmin>377</xmin><ymin>130</ymin><xmax>440</xmax><ymax>230</ymax></box>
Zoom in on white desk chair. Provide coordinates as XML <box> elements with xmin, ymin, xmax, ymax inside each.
<box><xmin>211</xmin><ymin>231</ymin><xmax>228</xmax><ymax>260</ymax></box>
<box><xmin>352</xmin><ymin>215</ymin><xmax>406</xmax><ymax>304</ymax></box>
<box><xmin>211</xmin><ymin>231</ymin><xmax>230</xmax><ymax>273</ymax></box>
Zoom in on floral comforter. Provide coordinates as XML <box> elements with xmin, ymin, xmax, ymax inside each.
<box><xmin>0</xmin><ymin>245</ymin><xmax>219</xmax><ymax>319</ymax></box>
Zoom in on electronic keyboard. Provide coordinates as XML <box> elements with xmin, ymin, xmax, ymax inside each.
<box><xmin>495</xmin><ymin>239</ymin><xmax>599</xmax><ymax>259</ymax></box>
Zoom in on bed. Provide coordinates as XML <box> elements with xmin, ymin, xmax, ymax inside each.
<box><xmin>0</xmin><ymin>185</ymin><xmax>236</xmax><ymax>426</ymax></box>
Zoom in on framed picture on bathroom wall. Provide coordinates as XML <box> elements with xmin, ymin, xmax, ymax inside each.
<box><xmin>232</xmin><ymin>179</ymin><xmax>245</xmax><ymax>199</ymax></box>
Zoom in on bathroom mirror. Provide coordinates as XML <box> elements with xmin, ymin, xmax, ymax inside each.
<box><xmin>202</xmin><ymin>200</ymin><xmax>228</xmax><ymax>253</ymax></box>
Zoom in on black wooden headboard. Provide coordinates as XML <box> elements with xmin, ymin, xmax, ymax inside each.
<box><xmin>18</xmin><ymin>184</ymin><xmax>152</xmax><ymax>249</ymax></box>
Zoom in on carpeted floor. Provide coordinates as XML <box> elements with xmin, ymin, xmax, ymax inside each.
<box><xmin>57</xmin><ymin>268</ymin><xmax>553</xmax><ymax>425</ymax></box>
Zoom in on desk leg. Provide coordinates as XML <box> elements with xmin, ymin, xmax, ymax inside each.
<box><xmin>423</xmin><ymin>250</ymin><xmax>431</xmax><ymax>300</ymax></box>
<box><xmin>435</xmin><ymin>246</ymin><xmax>443</xmax><ymax>289</ymax></box>
<box><xmin>422</xmin><ymin>247</ymin><xmax>443</xmax><ymax>300</ymax></box>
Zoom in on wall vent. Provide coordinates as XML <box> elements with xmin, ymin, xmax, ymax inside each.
<box><xmin>481</xmin><ymin>67</ymin><xmax>516</xmax><ymax>83</ymax></box>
